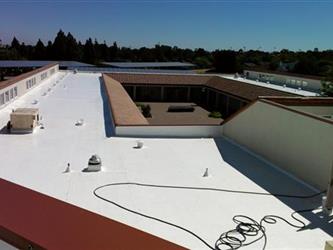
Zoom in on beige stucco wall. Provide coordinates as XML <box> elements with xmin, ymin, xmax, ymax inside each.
<box><xmin>223</xmin><ymin>101</ymin><xmax>333</xmax><ymax>190</ymax></box>
<box><xmin>289</xmin><ymin>106</ymin><xmax>333</xmax><ymax>116</ymax></box>
<box><xmin>0</xmin><ymin>64</ymin><xmax>59</xmax><ymax>109</ymax></box>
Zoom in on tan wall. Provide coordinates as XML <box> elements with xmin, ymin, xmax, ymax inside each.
<box><xmin>290</xmin><ymin>106</ymin><xmax>333</xmax><ymax>116</ymax></box>
<box><xmin>0</xmin><ymin>64</ymin><xmax>59</xmax><ymax>109</ymax></box>
<box><xmin>223</xmin><ymin>101</ymin><xmax>333</xmax><ymax>190</ymax></box>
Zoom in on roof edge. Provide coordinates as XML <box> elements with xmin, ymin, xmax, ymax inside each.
<box><xmin>0</xmin><ymin>63</ymin><xmax>59</xmax><ymax>91</ymax></box>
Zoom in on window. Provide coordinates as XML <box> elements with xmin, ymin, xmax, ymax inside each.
<box><xmin>0</xmin><ymin>93</ymin><xmax>4</xmax><ymax>105</ymax></box>
<box><xmin>5</xmin><ymin>91</ymin><xmax>9</xmax><ymax>102</ymax></box>
<box><xmin>41</xmin><ymin>72</ymin><xmax>48</xmax><ymax>80</ymax></box>
<box><xmin>14</xmin><ymin>87</ymin><xmax>17</xmax><ymax>97</ymax></box>
<box><xmin>10</xmin><ymin>88</ymin><xmax>13</xmax><ymax>99</ymax></box>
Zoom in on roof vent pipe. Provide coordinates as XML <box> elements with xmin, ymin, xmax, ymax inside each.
<box><xmin>323</xmin><ymin>162</ymin><xmax>333</xmax><ymax>215</ymax></box>
<box><xmin>87</xmin><ymin>154</ymin><xmax>102</xmax><ymax>172</ymax></box>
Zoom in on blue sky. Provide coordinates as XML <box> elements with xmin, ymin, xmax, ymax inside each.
<box><xmin>0</xmin><ymin>0</ymin><xmax>333</xmax><ymax>51</ymax></box>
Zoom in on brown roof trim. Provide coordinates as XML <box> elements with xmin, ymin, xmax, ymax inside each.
<box><xmin>107</xmin><ymin>73</ymin><xmax>297</xmax><ymax>102</ymax></box>
<box><xmin>259</xmin><ymin>96</ymin><xmax>333</xmax><ymax>106</ymax></box>
<box><xmin>102</xmin><ymin>74</ymin><xmax>148</xmax><ymax>126</ymax></box>
<box><xmin>0</xmin><ymin>178</ymin><xmax>185</xmax><ymax>250</ymax></box>
<box><xmin>0</xmin><ymin>63</ymin><xmax>58</xmax><ymax>91</ymax></box>
<box><xmin>244</xmin><ymin>68</ymin><xmax>324</xmax><ymax>81</ymax></box>
<box><xmin>260</xmin><ymin>99</ymin><xmax>333</xmax><ymax>125</ymax></box>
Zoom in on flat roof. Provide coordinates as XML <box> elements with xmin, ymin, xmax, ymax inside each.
<box><xmin>71</xmin><ymin>66</ymin><xmax>196</xmax><ymax>74</ymax></box>
<box><xmin>222</xmin><ymin>75</ymin><xmax>318</xmax><ymax>97</ymax></box>
<box><xmin>102</xmin><ymin>62</ymin><xmax>195</xmax><ymax>68</ymax></box>
<box><xmin>244</xmin><ymin>68</ymin><xmax>324</xmax><ymax>81</ymax></box>
<box><xmin>0</xmin><ymin>71</ymin><xmax>331</xmax><ymax>249</ymax></box>
<box><xmin>0</xmin><ymin>60</ymin><xmax>93</xmax><ymax>68</ymax></box>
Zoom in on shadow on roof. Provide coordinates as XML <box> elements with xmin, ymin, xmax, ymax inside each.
<box><xmin>213</xmin><ymin>137</ymin><xmax>333</xmax><ymax>237</ymax></box>
<box><xmin>99</xmin><ymin>77</ymin><xmax>115</xmax><ymax>138</ymax></box>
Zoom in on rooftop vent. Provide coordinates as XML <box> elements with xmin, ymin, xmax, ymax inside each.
<box><xmin>75</xmin><ymin>119</ymin><xmax>84</xmax><ymax>126</ymax></box>
<box><xmin>134</xmin><ymin>140</ymin><xmax>144</xmax><ymax>149</ymax></box>
<box><xmin>203</xmin><ymin>168</ymin><xmax>209</xmax><ymax>177</ymax></box>
<box><xmin>86</xmin><ymin>154</ymin><xmax>102</xmax><ymax>172</ymax></box>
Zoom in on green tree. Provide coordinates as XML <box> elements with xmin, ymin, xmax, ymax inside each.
<box><xmin>213</xmin><ymin>50</ymin><xmax>240</xmax><ymax>73</ymax></box>
<box><xmin>33</xmin><ymin>39</ymin><xmax>46</xmax><ymax>60</ymax></box>
<box><xmin>322</xmin><ymin>70</ymin><xmax>333</xmax><ymax>96</ymax></box>
<box><xmin>52</xmin><ymin>30</ymin><xmax>67</xmax><ymax>60</ymax></box>
<box><xmin>83</xmin><ymin>38</ymin><xmax>96</xmax><ymax>64</ymax></box>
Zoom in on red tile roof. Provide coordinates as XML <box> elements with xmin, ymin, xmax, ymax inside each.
<box><xmin>102</xmin><ymin>74</ymin><xmax>148</xmax><ymax>126</ymax></box>
<box><xmin>0</xmin><ymin>178</ymin><xmax>185</xmax><ymax>250</ymax></box>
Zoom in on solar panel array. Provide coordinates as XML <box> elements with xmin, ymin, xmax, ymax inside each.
<box><xmin>0</xmin><ymin>60</ymin><xmax>93</xmax><ymax>68</ymax></box>
<box><xmin>101</xmin><ymin>62</ymin><xmax>195</xmax><ymax>68</ymax></box>
<box><xmin>70</xmin><ymin>66</ymin><xmax>196</xmax><ymax>74</ymax></box>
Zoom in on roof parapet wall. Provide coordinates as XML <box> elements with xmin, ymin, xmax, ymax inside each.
<box><xmin>102</xmin><ymin>74</ymin><xmax>148</xmax><ymax>126</ymax></box>
<box><xmin>0</xmin><ymin>63</ymin><xmax>59</xmax><ymax>91</ymax></box>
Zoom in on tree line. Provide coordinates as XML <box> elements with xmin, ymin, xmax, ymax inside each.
<box><xmin>0</xmin><ymin>30</ymin><xmax>332</xmax><ymax>95</ymax></box>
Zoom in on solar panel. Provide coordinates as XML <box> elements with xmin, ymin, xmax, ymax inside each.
<box><xmin>101</xmin><ymin>62</ymin><xmax>195</xmax><ymax>68</ymax></box>
<box><xmin>0</xmin><ymin>60</ymin><xmax>94</xmax><ymax>68</ymax></box>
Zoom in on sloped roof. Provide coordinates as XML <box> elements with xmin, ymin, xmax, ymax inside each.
<box><xmin>107</xmin><ymin>73</ymin><xmax>297</xmax><ymax>101</ymax></box>
<box><xmin>102</xmin><ymin>74</ymin><xmax>148</xmax><ymax>126</ymax></box>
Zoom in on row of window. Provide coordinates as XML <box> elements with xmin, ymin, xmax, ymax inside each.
<box><xmin>286</xmin><ymin>79</ymin><xmax>308</xmax><ymax>87</ymax></box>
<box><xmin>0</xmin><ymin>87</ymin><xmax>18</xmax><ymax>106</ymax></box>
<box><xmin>26</xmin><ymin>77</ymin><xmax>36</xmax><ymax>89</ymax></box>
<box><xmin>41</xmin><ymin>72</ymin><xmax>48</xmax><ymax>80</ymax></box>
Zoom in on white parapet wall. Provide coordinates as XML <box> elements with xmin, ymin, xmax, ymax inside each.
<box><xmin>244</xmin><ymin>70</ymin><xmax>323</xmax><ymax>93</ymax></box>
<box><xmin>116</xmin><ymin>125</ymin><xmax>223</xmax><ymax>138</ymax></box>
<box><xmin>222</xmin><ymin>100</ymin><xmax>333</xmax><ymax>190</ymax></box>
<box><xmin>0</xmin><ymin>63</ymin><xmax>59</xmax><ymax>109</ymax></box>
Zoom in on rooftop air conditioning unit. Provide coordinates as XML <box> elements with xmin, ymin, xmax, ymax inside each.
<box><xmin>9</xmin><ymin>108</ymin><xmax>40</xmax><ymax>133</ymax></box>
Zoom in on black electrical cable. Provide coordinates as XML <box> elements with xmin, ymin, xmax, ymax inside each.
<box><xmin>93</xmin><ymin>182</ymin><xmax>325</xmax><ymax>250</ymax></box>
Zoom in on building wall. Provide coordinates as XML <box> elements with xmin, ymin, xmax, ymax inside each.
<box><xmin>289</xmin><ymin>106</ymin><xmax>333</xmax><ymax>117</ymax></box>
<box><xmin>223</xmin><ymin>100</ymin><xmax>333</xmax><ymax>190</ymax></box>
<box><xmin>244</xmin><ymin>70</ymin><xmax>322</xmax><ymax>93</ymax></box>
<box><xmin>116</xmin><ymin>125</ymin><xmax>223</xmax><ymax>138</ymax></box>
<box><xmin>0</xmin><ymin>64</ymin><xmax>59</xmax><ymax>109</ymax></box>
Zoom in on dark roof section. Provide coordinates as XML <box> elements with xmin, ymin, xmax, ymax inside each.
<box><xmin>206</xmin><ymin>76</ymin><xmax>297</xmax><ymax>101</ymax></box>
<box><xmin>72</xmin><ymin>66</ymin><xmax>196</xmax><ymax>74</ymax></box>
<box><xmin>107</xmin><ymin>73</ymin><xmax>297</xmax><ymax>101</ymax></box>
<box><xmin>102</xmin><ymin>62</ymin><xmax>195</xmax><ymax>68</ymax></box>
<box><xmin>244</xmin><ymin>68</ymin><xmax>324</xmax><ymax>81</ymax></box>
<box><xmin>102</xmin><ymin>74</ymin><xmax>149</xmax><ymax>126</ymax></box>
<box><xmin>0</xmin><ymin>60</ymin><xmax>93</xmax><ymax>68</ymax></box>
<box><xmin>108</xmin><ymin>73</ymin><xmax>210</xmax><ymax>85</ymax></box>
<box><xmin>0</xmin><ymin>63</ymin><xmax>58</xmax><ymax>91</ymax></box>
<box><xmin>0</xmin><ymin>178</ymin><xmax>185</xmax><ymax>250</ymax></box>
